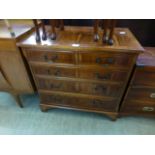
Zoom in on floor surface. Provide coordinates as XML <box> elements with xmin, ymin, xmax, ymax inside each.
<box><xmin>0</xmin><ymin>92</ymin><xmax>155</xmax><ymax>135</ymax></box>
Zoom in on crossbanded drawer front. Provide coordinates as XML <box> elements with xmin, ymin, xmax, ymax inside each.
<box><xmin>121</xmin><ymin>100</ymin><xmax>155</xmax><ymax>114</ymax></box>
<box><xmin>32</xmin><ymin>65</ymin><xmax>77</xmax><ymax>78</ymax></box>
<box><xmin>25</xmin><ymin>50</ymin><xmax>75</xmax><ymax>64</ymax></box>
<box><xmin>125</xmin><ymin>87</ymin><xmax>155</xmax><ymax>103</ymax></box>
<box><xmin>132</xmin><ymin>68</ymin><xmax>155</xmax><ymax>86</ymax></box>
<box><xmin>79</xmin><ymin>52</ymin><xmax>132</xmax><ymax>67</ymax></box>
<box><xmin>36</xmin><ymin>77</ymin><xmax>122</xmax><ymax>97</ymax></box>
<box><xmin>78</xmin><ymin>68</ymin><xmax>127</xmax><ymax>82</ymax></box>
<box><xmin>40</xmin><ymin>93</ymin><xmax>118</xmax><ymax>112</ymax></box>
<box><xmin>31</xmin><ymin>64</ymin><xmax>127</xmax><ymax>82</ymax></box>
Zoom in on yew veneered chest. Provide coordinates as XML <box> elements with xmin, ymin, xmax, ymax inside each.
<box><xmin>18</xmin><ymin>26</ymin><xmax>143</xmax><ymax>120</ymax></box>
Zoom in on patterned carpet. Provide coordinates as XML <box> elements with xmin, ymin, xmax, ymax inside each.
<box><xmin>0</xmin><ymin>92</ymin><xmax>155</xmax><ymax>135</ymax></box>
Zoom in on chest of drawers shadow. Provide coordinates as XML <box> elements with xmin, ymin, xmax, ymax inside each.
<box><xmin>18</xmin><ymin>26</ymin><xmax>143</xmax><ymax>120</ymax></box>
<box><xmin>120</xmin><ymin>47</ymin><xmax>155</xmax><ymax>117</ymax></box>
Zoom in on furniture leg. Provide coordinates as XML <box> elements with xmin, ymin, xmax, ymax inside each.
<box><xmin>12</xmin><ymin>93</ymin><xmax>23</xmax><ymax>108</ymax></box>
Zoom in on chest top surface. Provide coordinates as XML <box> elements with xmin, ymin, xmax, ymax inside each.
<box><xmin>137</xmin><ymin>47</ymin><xmax>155</xmax><ymax>67</ymax></box>
<box><xmin>0</xmin><ymin>20</ymin><xmax>34</xmax><ymax>40</ymax></box>
<box><xmin>17</xmin><ymin>26</ymin><xmax>144</xmax><ymax>53</ymax></box>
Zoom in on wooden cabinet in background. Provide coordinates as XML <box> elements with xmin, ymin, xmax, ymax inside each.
<box><xmin>0</xmin><ymin>20</ymin><xmax>35</xmax><ymax>107</ymax></box>
<box><xmin>19</xmin><ymin>26</ymin><xmax>143</xmax><ymax>120</ymax></box>
<box><xmin>120</xmin><ymin>47</ymin><xmax>155</xmax><ymax>117</ymax></box>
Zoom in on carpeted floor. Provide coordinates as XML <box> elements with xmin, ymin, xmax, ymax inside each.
<box><xmin>0</xmin><ymin>92</ymin><xmax>155</xmax><ymax>135</ymax></box>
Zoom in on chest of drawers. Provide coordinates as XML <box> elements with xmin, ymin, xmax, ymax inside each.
<box><xmin>120</xmin><ymin>47</ymin><xmax>155</xmax><ymax>117</ymax></box>
<box><xmin>18</xmin><ymin>26</ymin><xmax>143</xmax><ymax>120</ymax></box>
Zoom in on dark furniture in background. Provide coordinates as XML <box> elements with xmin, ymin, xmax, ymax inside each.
<box><xmin>44</xmin><ymin>19</ymin><xmax>155</xmax><ymax>46</ymax></box>
<box><xmin>120</xmin><ymin>47</ymin><xmax>155</xmax><ymax>117</ymax></box>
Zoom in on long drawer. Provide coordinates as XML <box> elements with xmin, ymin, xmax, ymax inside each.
<box><xmin>125</xmin><ymin>87</ymin><xmax>155</xmax><ymax>103</ymax></box>
<box><xmin>25</xmin><ymin>50</ymin><xmax>76</xmax><ymax>64</ymax></box>
<box><xmin>35</xmin><ymin>76</ymin><xmax>122</xmax><ymax>97</ymax></box>
<box><xmin>121</xmin><ymin>100</ymin><xmax>155</xmax><ymax>115</ymax></box>
<box><xmin>131</xmin><ymin>67</ymin><xmax>155</xmax><ymax>86</ymax></box>
<box><xmin>31</xmin><ymin>64</ymin><xmax>128</xmax><ymax>82</ymax></box>
<box><xmin>40</xmin><ymin>93</ymin><xmax>118</xmax><ymax>112</ymax></box>
<box><xmin>25</xmin><ymin>50</ymin><xmax>132</xmax><ymax>69</ymax></box>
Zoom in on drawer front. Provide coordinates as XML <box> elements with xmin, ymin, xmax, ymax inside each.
<box><xmin>26</xmin><ymin>50</ymin><xmax>75</xmax><ymax>64</ymax></box>
<box><xmin>31</xmin><ymin>65</ymin><xmax>127</xmax><ymax>82</ymax></box>
<box><xmin>32</xmin><ymin>65</ymin><xmax>77</xmax><ymax>78</ymax></box>
<box><xmin>78</xmin><ymin>68</ymin><xmax>127</xmax><ymax>82</ymax></box>
<box><xmin>125</xmin><ymin>87</ymin><xmax>155</xmax><ymax>103</ymax></box>
<box><xmin>121</xmin><ymin>100</ymin><xmax>155</xmax><ymax>115</ymax></box>
<box><xmin>132</xmin><ymin>68</ymin><xmax>155</xmax><ymax>86</ymax></box>
<box><xmin>40</xmin><ymin>93</ymin><xmax>118</xmax><ymax>112</ymax></box>
<box><xmin>36</xmin><ymin>77</ymin><xmax>122</xmax><ymax>97</ymax></box>
<box><xmin>79</xmin><ymin>52</ymin><xmax>132</xmax><ymax>67</ymax></box>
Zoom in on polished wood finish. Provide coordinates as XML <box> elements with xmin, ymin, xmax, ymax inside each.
<box><xmin>50</xmin><ymin>19</ymin><xmax>56</xmax><ymax>40</ymax></box>
<box><xmin>102</xmin><ymin>19</ymin><xmax>110</xmax><ymax>43</ymax></box>
<box><xmin>102</xmin><ymin>19</ymin><xmax>117</xmax><ymax>45</ymax></box>
<box><xmin>120</xmin><ymin>47</ymin><xmax>155</xmax><ymax>117</ymax></box>
<box><xmin>33</xmin><ymin>19</ymin><xmax>41</xmax><ymax>42</ymax></box>
<box><xmin>41</xmin><ymin>20</ymin><xmax>47</xmax><ymax>40</ymax></box>
<box><xmin>93</xmin><ymin>19</ymin><xmax>99</xmax><ymax>41</ymax></box>
<box><xmin>0</xmin><ymin>20</ymin><xmax>35</xmax><ymax>107</ymax></box>
<box><xmin>19</xmin><ymin>26</ymin><xmax>143</xmax><ymax>120</ymax></box>
<box><xmin>60</xmin><ymin>20</ymin><xmax>64</xmax><ymax>30</ymax></box>
<box><xmin>108</xmin><ymin>20</ymin><xmax>117</xmax><ymax>45</ymax></box>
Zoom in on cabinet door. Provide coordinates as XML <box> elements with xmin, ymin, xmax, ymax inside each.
<box><xmin>0</xmin><ymin>69</ymin><xmax>11</xmax><ymax>90</ymax></box>
<box><xmin>0</xmin><ymin>50</ymin><xmax>33</xmax><ymax>93</ymax></box>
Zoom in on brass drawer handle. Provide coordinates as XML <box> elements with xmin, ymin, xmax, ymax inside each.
<box><xmin>150</xmin><ymin>93</ymin><xmax>155</xmax><ymax>98</ymax></box>
<box><xmin>94</xmin><ymin>85</ymin><xmax>107</xmax><ymax>92</ymax></box>
<box><xmin>50</xmin><ymin>83</ymin><xmax>62</xmax><ymax>89</ymax></box>
<box><xmin>47</xmin><ymin>69</ymin><xmax>61</xmax><ymax>76</ymax></box>
<box><xmin>92</xmin><ymin>100</ymin><xmax>104</xmax><ymax>107</ymax></box>
<box><xmin>93</xmin><ymin>100</ymin><xmax>102</xmax><ymax>105</ymax></box>
<box><xmin>142</xmin><ymin>106</ymin><xmax>154</xmax><ymax>112</ymax></box>
<box><xmin>47</xmin><ymin>69</ymin><xmax>50</xmax><ymax>74</ymax></box>
<box><xmin>44</xmin><ymin>55</ymin><xmax>58</xmax><ymax>62</ymax></box>
<box><xmin>96</xmin><ymin>57</ymin><xmax>102</xmax><ymax>64</ymax></box>
<box><xmin>54</xmin><ymin>70</ymin><xmax>61</xmax><ymax>76</ymax></box>
<box><xmin>44</xmin><ymin>55</ymin><xmax>48</xmax><ymax>61</ymax></box>
<box><xmin>96</xmin><ymin>57</ymin><xmax>114</xmax><ymax>64</ymax></box>
<box><xmin>51</xmin><ymin>96</ymin><xmax>62</xmax><ymax>102</ymax></box>
<box><xmin>106</xmin><ymin>58</ymin><xmax>115</xmax><ymax>64</ymax></box>
<box><xmin>95</xmin><ymin>73</ymin><xmax>111</xmax><ymax>80</ymax></box>
<box><xmin>51</xmin><ymin>55</ymin><xmax>58</xmax><ymax>62</ymax></box>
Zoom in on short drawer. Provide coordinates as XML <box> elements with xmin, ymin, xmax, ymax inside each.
<box><xmin>121</xmin><ymin>100</ymin><xmax>155</xmax><ymax>115</ymax></box>
<box><xmin>125</xmin><ymin>87</ymin><xmax>155</xmax><ymax>103</ymax></box>
<box><xmin>36</xmin><ymin>76</ymin><xmax>122</xmax><ymax>97</ymax></box>
<box><xmin>78</xmin><ymin>68</ymin><xmax>127</xmax><ymax>82</ymax></box>
<box><xmin>132</xmin><ymin>67</ymin><xmax>155</xmax><ymax>86</ymax></box>
<box><xmin>25</xmin><ymin>50</ymin><xmax>75</xmax><ymax>64</ymax></box>
<box><xmin>79</xmin><ymin>52</ymin><xmax>132</xmax><ymax>67</ymax></box>
<box><xmin>40</xmin><ymin>93</ymin><xmax>118</xmax><ymax>112</ymax></box>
